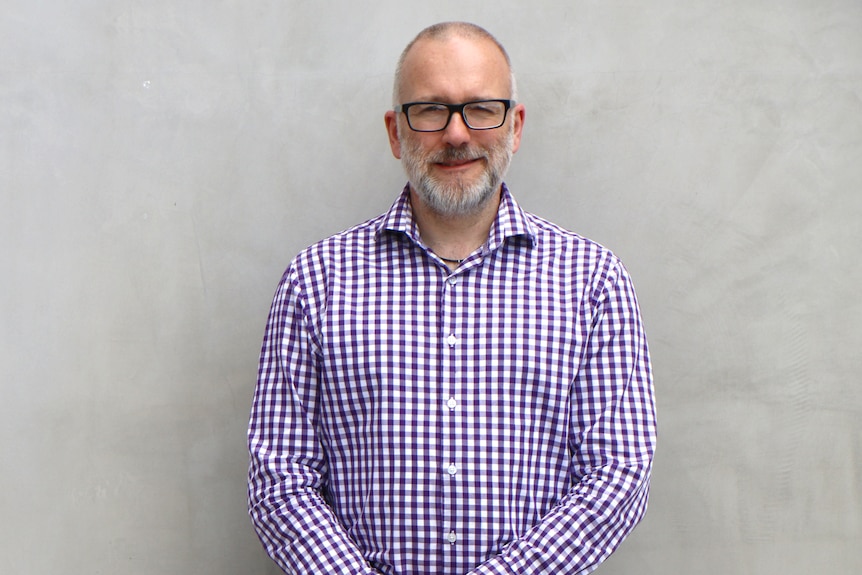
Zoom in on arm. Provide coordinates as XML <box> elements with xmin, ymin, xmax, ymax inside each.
<box><xmin>247</xmin><ymin>267</ymin><xmax>380</xmax><ymax>575</ymax></box>
<box><xmin>468</xmin><ymin>259</ymin><xmax>657</xmax><ymax>575</ymax></box>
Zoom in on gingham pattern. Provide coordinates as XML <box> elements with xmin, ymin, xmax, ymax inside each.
<box><xmin>248</xmin><ymin>184</ymin><xmax>656</xmax><ymax>575</ymax></box>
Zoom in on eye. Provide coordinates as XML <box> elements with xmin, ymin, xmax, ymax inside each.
<box><xmin>466</xmin><ymin>102</ymin><xmax>503</xmax><ymax>116</ymax></box>
<box><xmin>411</xmin><ymin>103</ymin><xmax>448</xmax><ymax>116</ymax></box>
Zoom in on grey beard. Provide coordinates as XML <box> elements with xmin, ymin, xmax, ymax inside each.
<box><xmin>412</xmin><ymin>161</ymin><xmax>498</xmax><ymax>217</ymax></box>
<box><xmin>401</xmin><ymin>131</ymin><xmax>514</xmax><ymax>218</ymax></box>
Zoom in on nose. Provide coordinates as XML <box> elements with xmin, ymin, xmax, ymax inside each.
<box><xmin>441</xmin><ymin>110</ymin><xmax>472</xmax><ymax>147</ymax></box>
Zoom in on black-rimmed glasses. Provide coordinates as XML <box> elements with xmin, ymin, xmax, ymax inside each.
<box><xmin>395</xmin><ymin>99</ymin><xmax>516</xmax><ymax>132</ymax></box>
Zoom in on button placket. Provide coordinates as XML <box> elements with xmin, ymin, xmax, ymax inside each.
<box><xmin>440</xmin><ymin>271</ymin><xmax>463</xmax><ymax>553</ymax></box>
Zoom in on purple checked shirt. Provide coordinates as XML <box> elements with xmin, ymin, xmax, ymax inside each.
<box><xmin>248</xmin><ymin>184</ymin><xmax>656</xmax><ymax>575</ymax></box>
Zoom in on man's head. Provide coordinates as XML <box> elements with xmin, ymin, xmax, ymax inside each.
<box><xmin>384</xmin><ymin>22</ymin><xmax>525</xmax><ymax>218</ymax></box>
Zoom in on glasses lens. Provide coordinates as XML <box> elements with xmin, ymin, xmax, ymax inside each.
<box><xmin>407</xmin><ymin>104</ymin><xmax>451</xmax><ymax>131</ymax></box>
<box><xmin>463</xmin><ymin>101</ymin><xmax>507</xmax><ymax>129</ymax></box>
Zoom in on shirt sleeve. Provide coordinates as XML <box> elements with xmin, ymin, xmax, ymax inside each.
<box><xmin>247</xmin><ymin>264</ymin><xmax>380</xmax><ymax>575</ymax></box>
<box><xmin>467</xmin><ymin>257</ymin><xmax>657</xmax><ymax>575</ymax></box>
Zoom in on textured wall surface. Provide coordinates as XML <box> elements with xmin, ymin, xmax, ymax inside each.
<box><xmin>2</xmin><ymin>1</ymin><xmax>860</xmax><ymax>574</ymax></box>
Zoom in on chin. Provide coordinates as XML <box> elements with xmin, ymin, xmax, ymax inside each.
<box><xmin>415</xmin><ymin>178</ymin><xmax>499</xmax><ymax>217</ymax></box>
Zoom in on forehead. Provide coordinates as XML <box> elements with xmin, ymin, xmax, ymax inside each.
<box><xmin>399</xmin><ymin>36</ymin><xmax>511</xmax><ymax>102</ymax></box>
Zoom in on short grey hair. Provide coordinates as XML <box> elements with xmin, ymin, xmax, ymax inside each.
<box><xmin>392</xmin><ymin>22</ymin><xmax>518</xmax><ymax>105</ymax></box>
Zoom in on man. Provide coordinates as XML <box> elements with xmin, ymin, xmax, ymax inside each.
<box><xmin>248</xmin><ymin>22</ymin><xmax>656</xmax><ymax>575</ymax></box>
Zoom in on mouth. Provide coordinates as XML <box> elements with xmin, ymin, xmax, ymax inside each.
<box><xmin>435</xmin><ymin>157</ymin><xmax>482</xmax><ymax>170</ymax></box>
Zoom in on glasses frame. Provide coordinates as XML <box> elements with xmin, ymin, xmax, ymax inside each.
<box><xmin>395</xmin><ymin>99</ymin><xmax>517</xmax><ymax>132</ymax></box>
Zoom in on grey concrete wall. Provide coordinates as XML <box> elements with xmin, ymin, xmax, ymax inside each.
<box><xmin>2</xmin><ymin>1</ymin><xmax>859</xmax><ymax>573</ymax></box>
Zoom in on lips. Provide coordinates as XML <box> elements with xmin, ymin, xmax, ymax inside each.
<box><xmin>433</xmin><ymin>150</ymin><xmax>484</xmax><ymax>170</ymax></box>
<box><xmin>438</xmin><ymin>158</ymin><xmax>479</xmax><ymax>168</ymax></box>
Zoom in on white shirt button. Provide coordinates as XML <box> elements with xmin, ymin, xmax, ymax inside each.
<box><xmin>447</xmin><ymin>463</ymin><xmax>457</xmax><ymax>476</ymax></box>
<box><xmin>448</xmin><ymin>277</ymin><xmax>458</xmax><ymax>286</ymax></box>
<box><xmin>447</xmin><ymin>397</ymin><xmax>457</xmax><ymax>410</ymax></box>
<box><xmin>447</xmin><ymin>334</ymin><xmax>457</xmax><ymax>347</ymax></box>
<box><xmin>447</xmin><ymin>530</ymin><xmax>457</xmax><ymax>544</ymax></box>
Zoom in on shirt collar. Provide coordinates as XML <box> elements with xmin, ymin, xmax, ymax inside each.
<box><xmin>375</xmin><ymin>183</ymin><xmax>537</xmax><ymax>252</ymax></box>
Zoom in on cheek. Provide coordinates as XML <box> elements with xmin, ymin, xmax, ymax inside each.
<box><xmin>403</xmin><ymin>136</ymin><xmax>436</xmax><ymax>162</ymax></box>
<box><xmin>476</xmin><ymin>131</ymin><xmax>508</xmax><ymax>150</ymax></box>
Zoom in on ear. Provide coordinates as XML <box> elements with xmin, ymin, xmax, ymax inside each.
<box><xmin>510</xmin><ymin>103</ymin><xmax>526</xmax><ymax>154</ymax></box>
<box><xmin>384</xmin><ymin>110</ymin><xmax>402</xmax><ymax>159</ymax></box>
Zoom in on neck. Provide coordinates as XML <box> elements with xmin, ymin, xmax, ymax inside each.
<box><xmin>409</xmin><ymin>186</ymin><xmax>501</xmax><ymax>263</ymax></box>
